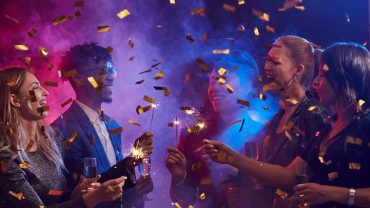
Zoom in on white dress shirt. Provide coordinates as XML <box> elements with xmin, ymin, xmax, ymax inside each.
<box><xmin>76</xmin><ymin>100</ymin><xmax>117</xmax><ymax>166</ymax></box>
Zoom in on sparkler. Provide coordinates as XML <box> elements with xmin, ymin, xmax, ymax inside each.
<box><xmin>149</xmin><ymin>103</ymin><xmax>158</xmax><ymax>131</ymax></box>
<box><xmin>174</xmin><ymin>117</ymin><xmax>180</xmax><ymax>146</ymax></box>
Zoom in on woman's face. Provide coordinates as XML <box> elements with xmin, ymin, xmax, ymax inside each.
<box><xmin>315</xmin><ymin>66</ymin><xmax>337</xmax><ymax>107</ymax></box>
<box><xmin>14</xmin><ymin>71</ymin><xmax>49</xmax><ymax>121</ymax></box>
<box><xmin>264</xmin><ymin>41</ymin><xmax>298</xmax><ymax>91</ymax></box>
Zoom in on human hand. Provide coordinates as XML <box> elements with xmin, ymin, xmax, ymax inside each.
<box><xmin>71</xmin><ymin>175</ymin><xmax>100</xmax><ymax>199</ymax></box>
<box><xmin>165</xmin><ymin>147</ymin><xmax>187</xmax><ymax>184</ymax></box>
<box><xmin>135</xmin><ymin>175</ymin><xmax>154</xmax><ymax>196</ymax></box>
<box><xmin>288</xmin><ymin>183</ymin><xmax>332</xmax><ymax>205</ymax></box>
<box><xmin>134</xmin><ymin>132</ymin><xmax>154</xmax><ymax>157</ymax></box>
<box><xmin>203</xmin><ymin>139</ymin><xmax>239</xmax><ymax>165</ymax></box>
<box><xmin>226</xmin><ymin>187</ymin><xmax>249</xmax><ymax>208</ymax></box>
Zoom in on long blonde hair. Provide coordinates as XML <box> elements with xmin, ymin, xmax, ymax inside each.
<box><xmin>0</xmin><ymin>67</ymin><xmax>65</xmax><ymax>172</ymax></box>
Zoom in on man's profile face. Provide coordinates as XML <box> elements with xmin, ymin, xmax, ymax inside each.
<box><xmin>78</xmin><ymin>58</ymin><xmax>117</xmax><ymax>103</ymax></box>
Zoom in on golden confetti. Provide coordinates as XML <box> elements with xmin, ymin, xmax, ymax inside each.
<box><xmin>19</xmin><ymin>162</ymin><xmax>29</xmax><ymax>169</ymax></box>
<box><xmin>62</xmin><ymin>69</ymin><xmax>78</xmax><ymax>78</ymax></box>
<box><xmin>0</xmin><ymin>161</ymin><xmax>8</xmax><ymax>173</ymax></box>
<box><xmin>28</xmin><ymin>28</ymin><xmax>37</xmax><ymax>37</ymax></box>
<box><xmin>44</xmin><ymin>81</ymin><xmax>58</xmax><ymax>87</ymax></box>
<box><xmin>356</xmin><ymin>99</ymin><xmax>365</xmax><ymax>111</ymax></box>
<box><xmin>143</xmin><ymin>95</ymin><xmax>156</xmax><ymax>104</ymax></box>
<box><xmin>135</xmin><ymin>80</ymin><xmax>145</xmax><ymax>84</ymax></box>
<box><xmin>9</xmin><ymin>191</ymin><xmax>25</xmax><ymax>200</ymax></box>
<box><xmin>238</xmin><ymin>25</ymin><xmax>246</xmax><ymax>32</ymax></box>
<box><xmin>238</xmin><ymin>0</ymin><xmax>245</xmax><ymax>5</ymax></box>
<box><xmin>349</xmin><ymin>162</ymin><xmax>361</xmax><ymax>170</ymax></box>
<box><xmin>154</xmin><ymin>70</ymin><xmax>164</xmax><ymax>80</ymax></box>
<box><xmin>128</xmin><ymin>39</ymin><xmax>134</xmax><ymax>48</ymax></box>
<box><xmin>237</xmin><ymin>99</ymin><xmax>250</xmax><ymax>107</ymax></box>
<box><xmin>252</xmin><ymin>9</ymin><xmax>269</xmax><ymax>22</ymax></box>
<box><xmin>218</xmin><ymin>77</ymin><xmax>226</xmax><ymax>84</ymax></box>
<box><xmin>188</xmin><ymin>205</ymin><xmax>194</xmax><ymax>208</ymax></box>
<box><xmin>276</xmin><ymin>189</ymin><xmax>288</xmax><ymax>199</ymax></box>
<box><xmin>201</xmin><ymin>33</ymin><xmax>207</xmax><ymax>42</ymax></box>
<box><xmin>74</xmin><ymin>11</ymin><xmax>81</xmax><ymax>17</ymax></box>
<box><xmin>195</xmin><ymin>58</ymin><xmax>209</xmax><ymax>72</ymax></box>
<box><xmin>48</xmin><ymin>190</ymin><xmax>63</xmax><ymax>196</ymax></box>
<box><xmin>286</xmin><ymin>98</ymin><xmax>298</xmax><ymax>105</ymax></box>
<box><xmin>295</xmin><ymin>6</ymin><xmax>305</xmax><ymax>11</ymax></box>
<box><xmin>322</xmin><ymin>64</ymin><xmax>329</xmax><ymax>72</ymax></box>
<box><xmin>61</xmin><ymin>98</ymin><xmax>73</xmax><ymax>108</ymax></box>
<box><xmin>87</xmin><ymin>77</ymin><xmax>98</xmax><ymax>88</ymax></box>
<box><xmin>14</xmin><ymin>44</ymin><xmax>29</xmax><ymax>51</ymax></box>
<box><xmin>25</xmin><ymin>57</ymin><xmax>31</xmax><ymax>66</ymax></box>
<box><xmin>5</xmin><ymin>14</ymin><xmax>19</xmax><ymax>24</ymax></box>
<box><xmin>266</xmin><ymin>25</ymin><xmax>275</xmax><ymax>33</ymax></box>
<box><xmin>191</xmin><ymin>163</ymin><xmax>202</xmax><ymax>172</ymax></box>
<box><xmin>213</xmin><ymin>49</ymin><xmax>230</xmax><ymax>55</ymax></box>
<box><xmin>218</xmin><ymin>67</ymin><xmax>227</xmax><ymax>76</ymax></box>
<box><xmin>106</xmin><ymin>46</ymin><xmax>113</xmax><ymax>53</ymax></box>
<box><xmin>170</xmin><ymin>0</ymin><xmax>176</xmax><ymax>4</ymax></box>
<box><xmin>98</xmin><ymin>25</ymin><xmax>110</xmax><ymax>32</ymax></box>
<box><xmin>173</xmin><ymin>202</ymin><xmax>181</xmax><ymax>208</ymax></box>
<box><xmin>199</xmin><ymin>192</ymin><xmax>206</xmax><ymax>200</ymax></box>
<box><xmin>39</xmin><ymin>205</ymin><xmax>45</xmax><ymax>208</ymax></box>
<box><xmin>139</xmin><ymin>69</ymin><xmax>152</xmax><ymax>74</ymax></box>
<box><xmin>185</xmin><ymin>34</ymin><xmax>195</xmax><ymax>43</ymax></box>
<box><xmin>108</xmin><ymin>127</ymin><xmax>123</xmax><ymax>135</ymax></box>
<box><xmin>345</xmin><ymin>136</ymin><xmax>362</xmax><ymax>145</ymax></box>
<box><xmin>223</xmin><ymin>4</ymin><xmax>236</xmax><ymax>12</ymax></box>
<box><xmin>73</xmin><ymin>1</ymin><xmax>84</xmax><ymax>7</ymax></box>
<box><xmin>262</xmin><ymin>82</ymin><xmax>279</xmax><ymax>91</ymax></box>
<box><xmin>328</xmin><ymin>172</ymin><xmax>338</xmax><ymax>181</ymax></box>
<box><xmin>154</xmin><ymin>86</ymin><xmax>170</xmax><ymax>96</ymax></box>
<box><xmin>308</xmin><ymin>106</ymin><xmax>318</xmax><ymax>111</ymax></box>
<box><xmin>52</xmin><ymin>16</ymin><xmax>72</xmax><ymax>25</ymax></box>
<box><xmin>136</xmin><ymin>105</ymin><xmax>152</xmax><ymax>115</ymax></box>
<box><xmin>37</xmin><ymin>46</ymin><xmax>48</xmax><ymax>57</ymax></box>
<box><xmin>226</xmin><ymin>84</ymin><xmax>234</xmax><ymax>93</ymax></box>
<box><xmin>254</xmin><ymin>27</ymin><xmax>260</xmax><ymax>36</ymax></box>
<box><xmin>191</xmin><ymin>8</ymin><xmax>205</xmax><ymax>16</ymax></box>
<box><xmin>117</xmin><ymin>9</ymin><xmax>131</xmax><ymax>19</ymax></box>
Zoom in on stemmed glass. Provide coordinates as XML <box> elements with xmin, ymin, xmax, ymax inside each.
<box><xmin>83</xmin><ymin>157</ymin><xmax>97</xmax><ymax>190</ymax></box>
<box><xmin>244</xmin><ymin>141</ymin><xmax>260</xmax><ymax>189</ymax></box>
<box><xmin>296</xmin><ymin>164</ymin><xmax>310</xmax><ymax>208</ymax></box>
<box><xmin>138</xmin><ymin>157</ymin><xmax>152</xmax><ymax>201</ymax></box>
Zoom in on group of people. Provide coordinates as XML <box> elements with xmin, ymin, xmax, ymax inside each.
<box><xmin>0</xmin><ymin>35</ymin><xmax>369</xmax><ymax>208</ymax></box>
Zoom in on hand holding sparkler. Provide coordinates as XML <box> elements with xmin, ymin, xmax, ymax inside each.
<box><xmin>165</xmin><ymin>147</ymin><xmax>187</xmax><ymax>185</ymax></box>
<box><xmin>126</xmin><ymin>132</ymin><xmax>154</xmax><ymax>168</ymax></box>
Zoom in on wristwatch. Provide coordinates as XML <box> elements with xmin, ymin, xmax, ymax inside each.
<box><xmin>348</xmin><ymin>188</ymin><xmax>355</xmax><ymax>206</ymax></box>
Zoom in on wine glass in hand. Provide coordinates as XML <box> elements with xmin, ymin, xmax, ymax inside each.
<box><xmin>296</xmin><ymin>164</ymin><xmax>310</xmax><ymax>208</ymax></box>
<box><xmin>138</xmin><ymin>158</ymin><xmax>152</xmax><ymax>201</ymax></box>
<box><xmin>84</xmin><ymin>157</ymin><xmax>98</xmax><ymax>191</ymax></box>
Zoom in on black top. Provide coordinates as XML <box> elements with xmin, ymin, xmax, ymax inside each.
<box><xmin>299</xmin><ymin>111</ymin><xmax>370</xmax><ymax>208</ymax></box>
<box><xmin>253</xmin><ymin>93</ymin><xmax>328</xmax><ymax>208</ymax></box>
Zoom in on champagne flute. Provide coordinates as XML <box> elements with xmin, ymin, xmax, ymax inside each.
<box><xmin>244</xmin><ymin>141</ymin><xmax>260</xmax><ymax>189</ymax></box>
<box><xmin>138</xmin><ymin>157</ymin><xmax>152</xmax><ymax>201</ymax></box>
<box><xmin>296</xmin><ymin>164</ymin><xmax>310</xmax><ymax>208</ymax></box>
<box><xmin>83</xmin><ymin>157</ymin><xmax>97</xmax><ymax>190</ymax></box>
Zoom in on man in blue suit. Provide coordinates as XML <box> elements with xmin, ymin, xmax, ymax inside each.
<box><xmin>52</xmin><ymin>42</ymin><xmax>153</xmax><ymax>208</ymax></box>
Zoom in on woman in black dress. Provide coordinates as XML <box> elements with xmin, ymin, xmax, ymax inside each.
<box><xmin>203</xmin><ymin>42</ymin><xmax>370</xmax><ymax>208</ymax></box>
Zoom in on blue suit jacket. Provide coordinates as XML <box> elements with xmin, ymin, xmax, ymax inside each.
<box><xmin>52</xmin><ymin>101</ymin><xmax>136</xmax><ymax>189</ymax></box>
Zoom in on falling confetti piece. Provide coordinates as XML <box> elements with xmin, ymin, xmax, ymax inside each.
<box><xmin>117</xmin><ymin>9</ymin><xmax>130</xmax><ymax>19</ymax></box>
<box><xmin>213</xmin><ymin>49</ymin><xmax>230</xmax><ymax>54</ymax></box>
<box><xmin>252</xmin><ymin>9</ymin><xmax>269</xmax><ymax>22</ymax></box>
<box><xmin>52</xmin><ymin>16</ymin><xmax>72</xmax><ymax>25</ymax></box>
<box><xmin>348</xmin><ymin>162</ymin><xmax>361</xmax><ymax>170</ymax></box>
<box><xmin>108</xmin><ymin>127</ymin><xmax>123</xmax><ymax>135</ymax></box>
<box><xmin>98</xmin><ymin>25</ymin><xmax>110</xmax><ymax>32</ymax></box>
<box><xmin>276</xmin><ymin>189</ymin><xmax>289</xmax><ymax>199</ymax></box>
<box><xmin>201</xmin><ymin>33</ymin><xmax>207</xmax><ymax>42</ymax></box>
<box><xmin>266</xmin><ymin>25</ymin><xmax>275</xmax><ymax>33</ymax></box>
<box><xmin>195</xmin><ymin>58</ymin><xmax>209</xmax><ymax>72</ymax></box>
<box><xmin>227</xmin><ymin>119</ymin><xmax>242</xmax><ymax>127</ymax></box>
<box><xmin>328</xmin><ymin>172</ymin><xmax>338</xmax><ymax>181</ymax></box>
<box><xmin>143</xmin><ymin>95</ymin><xmax>156</xmax><ymax>104</ymax></box>
<box><xmin>106</xmin><ymin>46</ymin><xmax>113</xmax><ymax>53</ymax></box>
<box><xmin>73</xmin><ymin>1</ymin><xmax>84</xmax><ymax>7</ymax></box>
<box><xmin>286</xmin><ymin>98</ymin><xmax>298</xmax><ymax>105</ymax></box>
<box><xmin>218</xmin><ymin>77</ymin><xmax>226</xmax><ymax>84</ymax></box>
<box><xmin>61</xmin><ymin>98</ymin><xmax>73</xmax><ymax>108</ymax></box>
<box><xmin>199</xmin><ymin>193</ymin><xmax>206</xmax><ymax>200</ymax></box>
<box><xmin>129</xmin><ymin>119</ymin><xmax>141</xmax><ymax>126</ymax></box>
<box><xmin>135</xmin><ymin>80</ymin><xmax>145</xmax><ymax>84</ymax></box>
<box><xmin>263</xmin><ymin>106</ymin><xmax>269</xmax><ymax>110</ymax></box>
<box><xmin>173</xmin><ymin>202</ymin><xmax>181</xmax><ymax>208</ymax></box>
<box><xmin>223</xmin><ymin>4</ymin><xmax>236</xmax><ymax>12</ymax></box>
<box><xmin>153</xmin><ymin>86</ymin><xmax>170</xmax><ymax>96</ymax></box>
<box><xmin>295</xmin><ymin>6</ymin><xmax>305</xmax><ymax>11</ymax></box>
<box><xmin>74</xmin><ymin>11</ymin><xmax>81</xmax><ymax>17</ymax></box>
<box><xmin>38</xmin><ymin>46</ymin><xmax>48</xmax><ymax>57</ymax></box>
<box><xmin>237</xmin><ymin>99</ymin><xmax>250</xmax><ymax>107</ymax></box>
<box><xmin>5</xmin><ymin>14</ymin><xmax>19</xmax><ymax>24</ymax></box>
<box><xmin>262</xmin><ymin>82</ymin><xmax>279</xmax><ymax>91</ymax></box>
<box><xmin>128</xmin><ymin>39</ymin><xmax>134</xmax><ymax>48</ymax></box>
<box><xmin>136</xmin><ymin>105</ymin><xmax>152</xmax><ymax>115</ymax></box>
<box><xmin>238</xmin><ymin>0</ymin><xmax>245</xmax><ymax>5</ymax></box>
<box><xmin>48</xmin><ymin>190</ymin><xmax>63</xmax><ymax>196</ymax></box>
<box><xmin>218</xmin><ymin>67</ymin><xmax>227</xmax><ymax>76</ymax></box>
<box><xmin>44</xmin><ymin>81</ymin><xmax>58</xmax><ymax>87</ymax></box>
<box><xmin>25</xmin><ymin>57</ymin><xmax>31</xmax><ymax>66</ymax></box>
<box><xmin>322</xmin><ymin>64</ymin><xmax>329</xmax><ymax>72</ymax></box>
<box><xmin>154</xmin><ymin>24</ymin><xmax>163</xmax><ymax>29</ymax></box>
<box><xmin>139</xmin><ymin>69</ymin><xmax>152</xmax><ymax>74</ymax></box>
<box><xmin>184</xmin><ymin>73</ymin><xmax>190</xmax><ymax>84</ymax></box>
<box><xmin>28</xmin><ymin>28</ymin><xmax>37</xmax><ymax>37</ymax></box>
<box><xmin>128</xmin><ymin>56</ymin><xmax>135</xmax><ymax>61</ymax></box>
<box><xmin>87</xmin><ymin>77</ymin><xmax>98</xmax><ymax>88</ymax></box>
<box><xmin>185</xmin><ymin>34</ymin><xmax>195</xmax><ymax>43</ymax></box>
<box><xmin>308</xmin><ymin>106</ymin><xmax>318</xmax><ymax>111</ymax></box>
<box><xmin>62</xmin><ymin>69</ymin><xmax>78</xmax><ymax>78</ymax></box>
<box><xmin>151</xmin><ymin>61</ymin><xmax>162</xmax><ymax>68</ymax></box>
<box><xmin>226</xmin><ymin>84</ymin><xmax>234</xmax><ymax>93</ymax></box>
<box><xmin>14</xmin><ymin>45</ymin><xmax>29</xmax><ymax>51</ymax></box>
<box><xmin>154</xmin><ymin>71</ymin><xmax>164</xmax><ymax>80</ymax></box>
<box><xmin>238</xmin><ymin>25</ymin><xmax>245</xmax><ymax>32</ymax></box>
<box><xmin>254</xmin><ymin>27</ymin><xmax>260</xmax><ymax>36</ymax></box>
<box><xmin>170</xmin><ymin>0</ymin><xmax>176</xmax><ymax>4</ymax></box>
<box><xmin>191</xmin><ymin>8</ymin><xmax>205</xmax><ymax>16</ymax></box>
<box><xmin>9</xmin><ymin>191</ymin><xmax>25</xmax><ymax>200</ymax></box>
